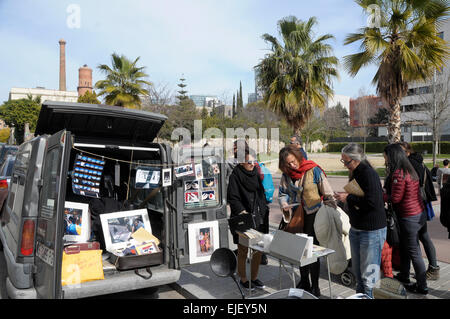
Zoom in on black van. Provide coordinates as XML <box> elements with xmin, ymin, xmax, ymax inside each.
<box><xmin>0</xmin><ymin>101</ymin><xmax>229</xmax><ymax>299</ymax></box>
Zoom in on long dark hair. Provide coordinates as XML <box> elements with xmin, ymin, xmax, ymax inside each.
<box><xmin>384</xmin><ymin>143</ymin><xmax>419</xmax><ymax>181</ymax></box>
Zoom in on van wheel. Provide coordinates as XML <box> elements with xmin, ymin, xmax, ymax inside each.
<box><xmin>340</xmin><ymin>270</ymin><xmax>355</xmax><ymax>287</ymax></box>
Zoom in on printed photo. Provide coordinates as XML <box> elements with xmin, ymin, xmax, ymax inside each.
<box><xmin>202</xmin><ymin>178</ymin><xmax>215</xmax><ymax>188</ymax></box>
<box><xmin>63</xmin><ymin>202</ymin><xmax>90</xmax><ymax>243</ymax></box>
<box><xmin>174</xmin><ymin>164</ymin><xmax>194</xmax><ymax>178</ymax></box>
<box><xmin>162</xmin><ymin>168</ymin><xmax>172</xmax><ymax>187</ymax></box>
<box><xmin>201</xmin><ymin>190</ymin><xmax>216</xmax><ymax>201</ymax></box>
<box><xmin>185</xmin><ymin>191</ymin><xmax>200</xmax><ymax>203</ymax></box>
<box><xmin>188</xmin><ymin>221</ymin><xmax>219</xmax><ymax>264</ymax></box>
<box><xmin>185</xmin><ymin>180</ymin><xmax>199</xmax><ymax>191</ymax></box>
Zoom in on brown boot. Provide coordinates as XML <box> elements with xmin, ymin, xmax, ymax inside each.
<box><xmin>426</xmin><ymin>265</ymin><xmax>440</xmax><ymax>281</ymax></box>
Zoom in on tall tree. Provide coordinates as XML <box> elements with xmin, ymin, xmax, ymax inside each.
<box><xmin>232</xmin><ymin>93</ymin><xmax>236</xmax><ymax>118</ymax></box>
<box><xmin>343</xmin><ymin>0</ymin><xmax>450</xmax><ymax>143</ymax></box>
<box><xmin>95</xmin><ymin>53</ymin><xmax>151</xmax><ymax>109</ymax></box>
<box><xmin>176</xmin><ymin>76</ymin><xmax>189</xmax><ymax>105</ymax></box>
<box><xmin>238</xmin><ymin>81</ymin><xmax>244</xmax><ymax>113</ymax></box>
<box><xmin>255</xmin><ymin>16</ymin><xmax>339</xmax><ymax>135</ymax></box>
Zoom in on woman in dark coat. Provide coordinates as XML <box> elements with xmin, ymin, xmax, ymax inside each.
<box><xmin>227</xmin><ymin>147</ymin><xmax>269</xmax><ymax>290</ymax></box>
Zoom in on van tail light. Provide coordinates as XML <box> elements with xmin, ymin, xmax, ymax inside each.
<box><xmin>20</xmin><ymin>220</ymin><xmax>35</xmax><ymax>256</ymax></box>
<box><xmin>0</xmin><ymin>179</ymin><xmax>8</xmax><ymax>189</ymax></box>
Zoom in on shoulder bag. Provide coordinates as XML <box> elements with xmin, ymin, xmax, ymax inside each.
<box><xmin>386</xmin><ymin>202</ymin><xmax>400</xmax><ymax>247</ymax></box>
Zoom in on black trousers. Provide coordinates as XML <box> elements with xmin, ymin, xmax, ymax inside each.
<box><xmin>398</xmin><ymin>212</ymin><xmax>428</xmax><ymax>289</ymax></box>
<box><xmin>297</xmin><ymin>211</ymin><xmax>320</xmax><ymax>289</ymax></box>
<box><xmin>418</xmin><ymin>211</ymin><xmax>437</xmax><ymax>267</ymax></box>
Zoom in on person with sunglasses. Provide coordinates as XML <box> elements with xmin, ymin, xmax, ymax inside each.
<box><xmin>227</xmin><ymin>146</ymin><xmax>269</xmax><ymax>291</ymax></box>
<box><xmin>278</xmin><ymin>144</ymin><xmax>336</xmax><ymax>297</ymax></box>
<box><xmin>334</xmin><ymin>143</ymin><xmax>386</xmax><ymax>298</ymax></box>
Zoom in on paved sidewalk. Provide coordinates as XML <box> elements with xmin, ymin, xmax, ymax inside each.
<box><xmin>174</xmin><ymin>224</ymin><xmax>450</xmax><ymax>300</ymax></box>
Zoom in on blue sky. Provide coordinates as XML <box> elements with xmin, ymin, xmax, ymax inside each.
<box><xmin>0</xmin><ymin>0</ymin><xmax>378</xmax><ymax>105</ymax></box>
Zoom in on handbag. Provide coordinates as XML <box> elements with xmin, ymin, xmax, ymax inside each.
<box><xmin>283</xmin><ymin>204</ymin><xmax>305</xmax><ymax>234</ymax></box>
<box><xmin>386</xmin><ymin>202</ymin><xmax>400</xmax><ymax>247</ymax></box>
<box><xmin>425</xmin><ymin>201</ymin><xmax>435</xmax><ymax>221</ymax></box>
<box><xmin>279</xmin><ymin>176</ymin><xmax>306</xmax><ymax>234</ymax></box>
<box><xmin>228</xmin><ymin>212</ymin><xmax>256</xmax><ymax>234</ymax></box>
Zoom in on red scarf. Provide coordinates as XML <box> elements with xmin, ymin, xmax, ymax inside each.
<box><xmin>287</xmin><ymin>160</ymin><xmax>326</xmax><ymax>180</ymax></box>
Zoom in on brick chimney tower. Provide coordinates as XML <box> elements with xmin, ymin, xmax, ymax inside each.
<box><xmin>59</xmin><ymin>39</ymin><xmax>66</xmax><ymax>91</ymax></box>
<box><xmin>77</xmin><ymin>64</ymin><xmax>93</xmax><ymax>97</ymax></box>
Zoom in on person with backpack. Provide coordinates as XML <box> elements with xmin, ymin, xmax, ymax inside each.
<box><xmin>398</xmin><ymin>142</ymin><xmax>439</xmax><ymax>280</ymax></box>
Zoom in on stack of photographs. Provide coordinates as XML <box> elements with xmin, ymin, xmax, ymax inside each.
<box><xmin>72</xmin><ymin>154</ymin><xmax>105</xmax><ymax>198</ymax></box>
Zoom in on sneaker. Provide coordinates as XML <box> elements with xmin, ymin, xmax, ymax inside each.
<box><xmin>404</xmin><ymin>283</ymin><xmax>428</xmax><ymax>295</ymax></box>
<box><xmin>251</xmin><ymin>279</ymin><xmax>265</xmax><ymax>289</ymax></box>
<box><xmin>426</xmin><ymin>265</ymin><xmax>440</xmax><ymax>281</ymax></box>
<box><xmin>394</xmin><ymin>273</ymin><xmax>411</xmax><ymax>284</ymax></box>
<box><xmin>240</xmin><ymin>280</ymin><xmax>255</xmax><ymax>291</ymax></box>
<box><xmin>260</xmin><ymin>254</ymin><xmax>268</xmax><ymax>265</ymax></box>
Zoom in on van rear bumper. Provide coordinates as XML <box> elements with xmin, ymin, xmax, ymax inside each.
<box><xmin>0</xmin><ymin>227</ymin><xmax>33</xmax><ymax>289</ymax></box>
<box><xmin>62</xmin><ymin>265</ymin><xmax>181</xmax><ymax>299</ymax></box>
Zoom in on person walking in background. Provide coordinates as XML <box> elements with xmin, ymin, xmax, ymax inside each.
<box><xmin>384</xmin><ymin>144</ymin><xmax>428</xmax><ymax>295</ymax></box>
<box><xmin>227</xmin><ymin>146</ymin><xmax>269</xmax><ymax>291</ymax></box>
<box><xmin>290</xmin><ymin>134</ymin><xmax>308</xmax><ymax>160</ymax></box>
<box><xmin>278</xmin><ymin>145</ymin><xmax>336</xmax><ymax>297</ymax></box>
<box><xmin>437</xmin><ymin>159</ymin><xmax>450</xmax><ymax>196</ymax></box>
<box><xmin>431</xmin><ymin>163</ymin><xmax>440</xmax><ymax>182</ymax></box>
<box><xmin>334</xmin><ymin>143</ymin><xmax>387</xmax><ymax>298</ymax></box>
<box><xmin>399</xmin><ymin>142</ymin><xmax>439</xmax><ymax>280</ymax></box>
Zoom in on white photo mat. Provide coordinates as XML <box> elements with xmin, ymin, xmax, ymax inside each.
<box><xmin>63</xmin><ymin>201</ymin><xmax>90</xmax><ymax>243</ymax></box>
<box><xmin>188</xmin><ymin>220</ymin><xmax>219</xmax><ymax>264</ymax></box>
<box><xmin>100</xmin><ymin>209</ymin><xmax>152</xmax><ymax>252</ymax></box>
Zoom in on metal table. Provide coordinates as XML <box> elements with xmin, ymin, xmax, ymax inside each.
<box><xmin>248</xmin><ymin>244</ymin><xmax>335</xmax><ymax>298</ymax></box>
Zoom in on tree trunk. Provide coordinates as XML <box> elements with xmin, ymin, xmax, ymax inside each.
<box><xmin>388</xmin><ymin>101</ymin><xmax>402</xmax><ymax>144</ymax></box>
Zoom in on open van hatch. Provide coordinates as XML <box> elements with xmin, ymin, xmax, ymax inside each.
<box><xmin>35</xmin><ymin>101</ymin><xmax>167</xmax><ymax>143</ymax></box>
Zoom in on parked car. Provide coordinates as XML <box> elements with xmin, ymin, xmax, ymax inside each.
<box><xmin>0</xmin><ymin>101</ymin><xmax>228</xmax><ymax>299</ymax></box>
<box><xmin>0</xmin><ymin>144</ymin><xmax>18</xmax><ymax>166</ymax></box>
<box><xmin>0</xmin><ymin>154</ymin><xmax>16</xmax><ymax>212</ymax></box>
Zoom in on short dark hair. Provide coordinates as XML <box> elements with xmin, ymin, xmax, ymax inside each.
<box><xmin>290</xmin><ymin>134</ymin><xmax>302</xmax><ymax>145</ymax></box>
<box><xmin>444</xmin><ymin>159</ymin><xmax>449</xmax><ymax>166</ymax></box>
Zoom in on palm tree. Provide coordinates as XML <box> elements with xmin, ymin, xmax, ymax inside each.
<box><xmin>255</xmin><ymin>16</ymin><xmax>339</xmax><ymax>135</ymax></box>
<box><xmin>95</xmin><ymin>53</ymin><xmax>152</xmax><ymax>109</ymax></box>
<box><xmin>344</xmin><ymin>0</ymin><xmax>449</xmax><ymax>143</ymax></box>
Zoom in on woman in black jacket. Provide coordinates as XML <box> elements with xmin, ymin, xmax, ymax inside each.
<box><xmin>227</xmin><ymin>147</ymin><xmax>269</xmax><ymax>291</ymax></box>
<box><xmin>399</xmin><ymin>142</ymin><xmax>439</xmax><ymax>280</ymax></box>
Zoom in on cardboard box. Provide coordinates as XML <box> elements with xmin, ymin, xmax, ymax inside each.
<box><xmin>268</xmin><ymin>230</ymin><xmax>308</xmax><ymax>264</ymax></box>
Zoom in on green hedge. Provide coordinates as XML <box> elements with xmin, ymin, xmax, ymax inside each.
<box><xmin>325</xmin><ymin>142</ymin><xmax>450</xmax><ymax>154</ymax></box>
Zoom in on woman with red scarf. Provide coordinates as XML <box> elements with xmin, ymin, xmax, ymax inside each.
<box><xmin>278</xmin><ymin>145</ymin><xmax>336</xmax><ymax>297</ymax></box>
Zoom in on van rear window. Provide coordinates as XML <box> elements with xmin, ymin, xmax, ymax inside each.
<box><xmin>39</xmin><ymin>148</ymin><xmax>61</xmax><ymax>219</ymax></box>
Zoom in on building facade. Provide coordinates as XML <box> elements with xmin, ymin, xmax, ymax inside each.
<box><xmin>9</xmin><ymin>87</ymin><xmax>78</xmax><ymax>103</ymax></box>
<box><xmin>399</xmin><ymin>19</ymin><xmax>450</xmax><ymax>142</ymax></box>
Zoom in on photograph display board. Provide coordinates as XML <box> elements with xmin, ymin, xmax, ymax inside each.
<box><xmin>72</xmin><ymin>153</ymin><xmax>105</xmax><ymax>198</ymax></box>
<box><xmin>184</xmin><ymin>177</ymin><xmax>219</xmax><ymax>209</ymax></box>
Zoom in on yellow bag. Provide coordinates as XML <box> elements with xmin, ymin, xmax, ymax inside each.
<box><xmin>61</xmin><ymin>249</ymin><xmax>104</xmax><ymax>286</ymax></box>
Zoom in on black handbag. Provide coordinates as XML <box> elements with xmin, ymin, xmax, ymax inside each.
<box><xmin>228</xmin><ymin>212</ymin><xmax>256</xmax><ymax>234</ymax></box>
<box><xmin>386</xmin><ymin>202</ymin><xmax>400</xmax><ymax>247</ymax></box>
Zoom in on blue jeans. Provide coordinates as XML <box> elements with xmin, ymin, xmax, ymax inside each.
<box><xmin>349</xmin><ymin>227</ymin><xmax>387</xmax><ymax>298</ymax></box>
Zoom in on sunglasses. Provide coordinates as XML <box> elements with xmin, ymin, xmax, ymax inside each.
<box><xmin>246</xmin><ymin>160</ymin><xmax>258</xmax><ymax>165</ymax></box>
<box><xmin>340</xmin><ymin>159</ymin><xmax>353</xmax><ymax>166</ymax></box>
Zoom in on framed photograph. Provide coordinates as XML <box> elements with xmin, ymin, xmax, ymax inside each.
<box><xmin>63</xmin><ymin>201</ymin><xmax>90</xmax><ymax>243</ymax></box>
<box><xmin>162</xmin><ymin>168</ymin><xmax>172</xmax><ymax>187</ymax></box>
<box><xmin>188</xmin><ymin>221</ymin><xmax>219</xmax><ymax>264</ymax></box>
<box><xmin>135</xmin><ymin>167</ymin><xmax>160</xmax><ymax>189</ymax></box>
<box><xmin>185</xmin><ymin>191</ymin><xmax>200</xmax><ymax>203</ymax></box>
<box><xmin>202</xmin><ymin>177</ymin><xmax>215</xmax><ymax>188</ymax></box>
<box><xmin>100</xmin><ymin>209</ymin><xmax>152</xmax><ymax>252</ymax></box>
